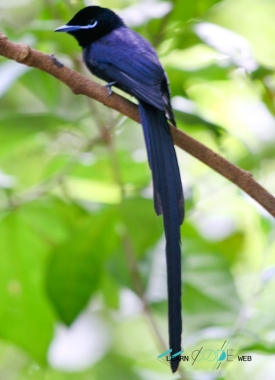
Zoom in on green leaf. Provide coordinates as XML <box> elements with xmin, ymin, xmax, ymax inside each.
<box><xmin>170</xmin><ymin>0</ymin><xmax>223</xmax><ymax>24</ymax></box>
<box><xmin>62</xmin><ymin>176</ymin><xmax>121</xmax><ymax>204</ymax></box>
<box><xmin>0</xmin><ymin>114</ymin><xmax>69</xmax><ymax>155</ymax></box>
<box><xmin>183</xmin><ymin>252</ymin><xmax>242</xmax><ymax>328</ymax></box>
<box><xmin>46</xmin><ymin>206</ymin><xmax>119</xmax><ymax>325</ymax></box>
<box><xmin>101</xmin><ymin>275</ymin><xmax>120</xmax><ymax>310</ymax></box>
<box><xmin>121</xmin><ymin>197</ymin><xmax>163</xmax><ymax>257</ymax></box>
<box><xmin>93</xmin><ymin>352</ymin><xmax>143</xmax><ymax>380</ymax></box>
<box><xmin>0</xmin><ymin>211</ymin><xmax>54</xmax><ymax>363</ymax></box>
<box><xmin>240</xmin><ymin>342</ymin><xmax>275</xmax><ymax>355</ymax></box>
<box><xmin>20</xmin><ymin>69</ymin><xmax>61</xmax><ymax>110</ymax></box>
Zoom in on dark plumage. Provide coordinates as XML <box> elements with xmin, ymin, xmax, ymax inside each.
<box><xmin>55</xmin><ymin>6</ymin><xmax>184</xmax><ymax>372</ymax></box>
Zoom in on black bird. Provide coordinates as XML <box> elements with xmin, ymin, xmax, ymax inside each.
<box><xmin>55</xmin><ymin>6</ymin><xmax>184</xmax><ymax>372</ymax></box>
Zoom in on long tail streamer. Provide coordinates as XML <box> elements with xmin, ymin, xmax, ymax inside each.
<box><xmin>139</xmin><ymin>100</ymin><xmax>184</xmax><ymax>373</ymax></box>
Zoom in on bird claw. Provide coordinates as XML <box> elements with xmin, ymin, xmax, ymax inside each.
<box><xmin>105</xmin><ymin>81</ymin><xmax>116</xmax><ymax>97</ymax></box>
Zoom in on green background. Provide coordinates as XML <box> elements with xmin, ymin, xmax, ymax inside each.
<box><xmin>1</xmin><ymin>0</ymin><xmax>275</xmax><ymax>379</ymax></box>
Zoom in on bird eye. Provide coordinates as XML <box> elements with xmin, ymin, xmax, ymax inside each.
<box><xmin>82</xmin><ymin>18</ymin><xmax>98</xmax><ymax>30</ymax></box>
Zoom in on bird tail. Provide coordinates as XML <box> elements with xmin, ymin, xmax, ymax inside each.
<box><xmin>139</xmin><ymin>100</ymin><xmax>184</xmax><ymax>373</ymax></box>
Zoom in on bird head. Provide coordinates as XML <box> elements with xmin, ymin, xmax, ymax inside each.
<box><xmin>54</xmin><ymin>6</ymin><xmax>124</xmax><ymax>47</ymax></box>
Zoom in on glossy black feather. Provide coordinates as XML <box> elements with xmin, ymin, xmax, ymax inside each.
<box><xmin>139</xmin><ymin>101</ymin><xmax>182</xmax><ymax>373</ymax></box>
<box><xmin>83</xmin><ymin>27</ymin><xmax>167</xmax><ymax>112</ymax></box>
<box><xmin>55</xmin><ymin>6</ymin><xmax>184</xmax><ymax>372</ymax></box>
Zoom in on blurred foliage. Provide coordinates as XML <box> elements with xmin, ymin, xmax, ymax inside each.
<box><xmin>0</xmin><ymin>0</ymin><xmax>275</xmax><ymax>379</ymax></box>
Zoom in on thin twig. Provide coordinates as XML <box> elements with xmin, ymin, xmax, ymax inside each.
<box><xmin>0</xmin><ymin>33</ymin><xmax>275</xmax><ymax>218</ymax></box>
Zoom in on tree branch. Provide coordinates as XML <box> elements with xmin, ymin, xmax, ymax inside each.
<box><xmin>1</xmin><ymin>33</ymin><xmax>275</xmax><ymax>218</ymax></box>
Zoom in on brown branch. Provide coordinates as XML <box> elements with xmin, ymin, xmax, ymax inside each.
<box><xmin>1</xmin><ymin>32</ymin><xmax>275</xmax><ymax>218</ymax></box>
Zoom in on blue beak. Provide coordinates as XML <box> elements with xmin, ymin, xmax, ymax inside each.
<box><xmin>55</xmin><ymin>25</ymin><xmax>81</xmax><ymax>33</ymax></box>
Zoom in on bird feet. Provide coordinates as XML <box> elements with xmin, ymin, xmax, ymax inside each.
<box><xmin>105</xmin><ymin>81</ymin><xmax>116</xmax><ymax>97</ymax></box>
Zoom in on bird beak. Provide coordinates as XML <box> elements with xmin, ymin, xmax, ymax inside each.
<box><xmin>55</xmin><ymin>21</ymin><xmax>98</xmax><ymax>33</ymax></box>
<box><xmin>54</xmin><ymin>25</ymin><xmax>81</xmax><ymax>33</ymax></box>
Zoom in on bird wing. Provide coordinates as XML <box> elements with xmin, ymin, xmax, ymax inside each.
<box><xmin>83</xmin><ymin>27</ymin><xmax>167</xmax><ymax>111</ymax></box>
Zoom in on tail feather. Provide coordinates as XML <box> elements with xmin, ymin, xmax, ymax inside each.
<box><xmin>139</xmin><ymin>100</ymin><xmax>184</xmax><ymax>373</ymax></box>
